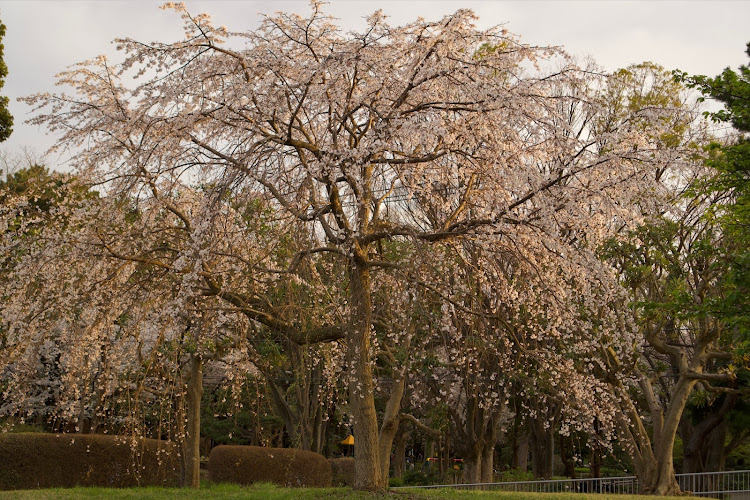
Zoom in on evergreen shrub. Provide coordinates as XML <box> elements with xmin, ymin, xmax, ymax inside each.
<box><xmin>0</xmin><ymin>432</ymin><xmax>178</xmax><ymax>490</ymax></box>
<box><xmin>208</xmin><ymin>445</ymin><xmax>331</xmax><ymax>487</ymax></box>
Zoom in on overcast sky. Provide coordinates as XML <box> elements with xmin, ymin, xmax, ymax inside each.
<box><xmin>1</xmin><ymin>0</ymin><xmax>748</xmax><ymax>168</ymax></box>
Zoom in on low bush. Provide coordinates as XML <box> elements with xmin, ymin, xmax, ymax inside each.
<box><xmin>499</xmin><ymin>468</ymin><xmax>535</xmax><ymax>482</ymax></box>
<box><xmin>0</xmin><ymin>432</ymin><xmax>178</xmax><ymax>490</ymax></box>
<box><xmin>400</xmin><ymin>467</ymin><xmax>447</xmax><ymax>486</ymax></box>
<box><xmin>328</xmin><ymin>457</ymin><xmax>354</xmax><ymax>487</ymax></box>
<box><xmin>208</xmin><ymin>445</ymin><xmax>331</xmax><ymax>487</ymax></box>
<box><xmin>389</xmin><ymin>475</ymin><xmax>405</xmax><ymax>487</ymax></box>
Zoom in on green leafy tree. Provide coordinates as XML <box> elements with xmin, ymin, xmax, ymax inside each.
<box><xmin>0</xmin><ymin>17</ymin><xmax>13</xmax><ymax>141</ymax></box>
<box><xmin>675</xmin><ymin>43</ymin><xmax>750</xmax><ymax>352</ymax></box>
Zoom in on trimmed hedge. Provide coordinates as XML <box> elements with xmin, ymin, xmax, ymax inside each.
<box><xmin>208</xmin><ymin>445</ymin><xmax>332</xmax><ymax>487</ymax></box>
<box><xmin>328</xmin><ymin>457</ymin><xmax>355</xmax><ymax>487</ymax></box>
<box><xmin>0</xmin><ymin>432</ymin><xmax>178</xmax><ymax>490</ymax></box>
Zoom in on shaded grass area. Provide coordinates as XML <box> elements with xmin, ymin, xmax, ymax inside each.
<box><xmin>0</xmin><ymin>482</ymin><xmax>698</xmax><ymax>500</ymax></box>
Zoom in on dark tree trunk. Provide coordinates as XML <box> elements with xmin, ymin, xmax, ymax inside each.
<box><xmin>516</xmin><ymin>430</ymin><xmax>529</xmax><ymax>471</ymax></box>
<box><xmin>180</xmin><ymin>355</ymin><xmax>203</xmax><ymax>488</ymax></box>
<box><xmin>558</xmin><ymin>434</ymin><xmax>576</xmax><ymax>478</ymax></box>
<box><xmin>682</xmin><ymin>393</ymin><xmax>737</xmax><ymax>473</ymax></box>
<box><xmin>590</xmin><ymin>445</ymin><xmax>602</xmax><ymax>478</ymax></box>
<box><xmin>393</xmin><ymin>424</ymin><xmax>408</xmax><ymax>478</ymax></box>
<box><xmin>530</xmin><ymin>422</ymin><xmax>554</xmax><ymax>479</ymax></box>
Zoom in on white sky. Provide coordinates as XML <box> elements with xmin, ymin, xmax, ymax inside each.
<box><xmin>1</xmin><ymin>0</ymin><xmax>749</xmax><ymax>169</ymax></box>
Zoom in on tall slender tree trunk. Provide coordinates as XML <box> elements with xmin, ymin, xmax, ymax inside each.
<box><xmin>481</xmin><ymin>415</ymin><xmax>498</xmax><ymax>483</ymax></box>
<box><xmin>181</xmin><ymin>355</ymin><xmax>203</xmax><ymax>488</ymax></box>
<box><xmin>348</xmin><ymin>261</ymin><xmax>384</xmax><ymax>491</ymax></box>
<box><xmin>312</xmin><ymin>402</ymin><xmax>326</xmax><ymax>455</ymax></box>
<box><xmin>516</xmin><ymin>430</ymin><xmax>529</xmax><ymax>471</ymax></box>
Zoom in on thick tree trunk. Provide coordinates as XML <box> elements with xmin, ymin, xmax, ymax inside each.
<box><xmin>637</xmin><ymin>453</ymin><xmax>681</xmax><ymax>496</ymax></box>
<box><xmin>267</xmin><ymin>379</ymin><xmax>302</xmax><ymax>448</ymax></box>
<box><xmin>451</xmin><ymin>395</ymin><xmax>504</xmax><ymax>484</ymax></box>
<box><xmin>617</xmin><ymin>376</ymin><xmax>696</xmax><ymax>495</ymax></box>
<box><xmin>463</xmin><ymin>453</ymin><xmax>482</xmax><ymax>484</ymax></box>
<box><xmin>181</xmin><ymin>355</ymin><xmax>203</xmax><ymax>488</ymax></box>
<box><xmin>648</xmin><ymin>378</ymin><xmax>695</xmax><ymax>495</ymax></box>
<box><xmin>481</xmin><ymin>442</ymin><xmax>495</xmax><ymax>483</ymax></box>
<box><xmin>348</xmin><ymin>262</ymin><xmax>384</xmax><ymax>491</ymax></box>
<box><xmin>530</xmin><ymin>422</ymin><xmax>554</xmax><ymax>479</ymax></box>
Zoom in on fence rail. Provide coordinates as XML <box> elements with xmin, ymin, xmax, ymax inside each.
<box><xmin>676</xmin><ymin>470</ymin><xmax>750</xmax><ymax>497</ymax></box>
<box><xmin>393</xmin><ymin>469</ymin><xmax>750</xmax><ymax>497</ymax></box>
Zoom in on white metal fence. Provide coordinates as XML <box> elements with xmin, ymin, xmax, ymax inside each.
<box><xmin>676</xmin><ymin>470</ymin><xmax>750</xmax><ymax>497</ymax></box>
<box><xmin>393</xmin><ymin>469</ymin><xmax>750</xmax><ymax>497</ymax></box>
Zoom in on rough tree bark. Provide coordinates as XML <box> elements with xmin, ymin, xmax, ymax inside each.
<box><xmin>347</xmin><ymin>259</ymin><xmax>384</xmax><ymax>490</ymax></box>
<box><xmin>481</xmin><ymin>440</ymin><xmax>495</xmax><ymax>483</ymax></box>
<box><xmin>613</xmin><ymin>374</ymin><xmax>696</xmax><ymax>495</ymax></box>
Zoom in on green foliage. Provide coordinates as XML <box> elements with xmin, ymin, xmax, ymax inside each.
<box><xmin>598</xmin><ymin>62</ymin><xmax>690</xmax><ymax>147</ymax></box>
<box><xmin>0</xmin><ymin>17</ymin><xmax>12</xmax><ymax>142</ymax></box>
<box><xmin>498</xmin><ymin>468</ymin><xmax>535</xmax><ymax>482</ymax></box>
<box><xmin>727</xmin><ymin>440</ymin><xmax>750</xmax><ymax>470</ymax></box>
<box><xmin>201</xmin><ymin>381</ymin><xmax>284</xmax><ymax>448</ymax></box>
<box><xmin>388</xmin><ymin>476</ymin><xmax>404</xmax><ymax>487</ymax></box>
<box><xmin>398</xmin><ymin>467</ymin><xmax>448</xmax><ymax>486</ymax></box>
<box><xmin>598</xmin><ymin>215</ymin><xmax>725</xmax><ymax>326</ymax></box>
<box><xmin>675</xmin><ymin>42</ymin><xmax>750</xmax><ymax>357</ymax></box>
<box><xmin>675</xmin><ymin>42</ymin><xmax>750</xmax><ymax>131</ymax></box>
<box><xmin>1</xmin><ymin>165</ymin><xmax>68</xmax><ymax>211</ymax></box>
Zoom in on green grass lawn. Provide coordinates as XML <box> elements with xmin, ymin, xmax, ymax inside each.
<box><xmin>0</xmin><ymin>482</ymin><xmax>699</xmax><ymax>499</ymax></box>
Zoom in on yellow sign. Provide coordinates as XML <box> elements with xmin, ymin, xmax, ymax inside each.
<box><xmin>340</xmin><ymin>435</ymin><xmax>354</xmax><ymax>446</ymax></box>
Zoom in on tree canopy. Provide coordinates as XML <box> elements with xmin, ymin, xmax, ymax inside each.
<box><xmin>1</xmin><ymin>4</ymin><xmax>742</xmax><ymax>495</ymax></box>
<box><xmin>0</xmin><ymin>16</ymin><xmax>12</xmax><ymax>142</ymax></box>
<box><xmin>676</xmin><ymin>42</ymin><xmax>750</xmax><ymax>355</ymax></box>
